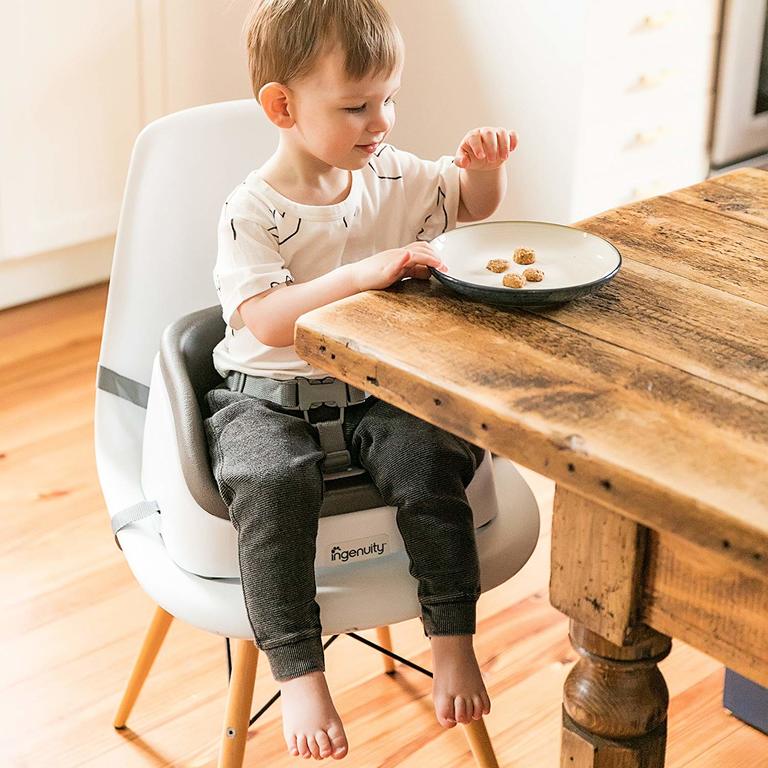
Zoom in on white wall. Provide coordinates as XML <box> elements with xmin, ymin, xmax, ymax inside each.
<box><xmin>384</xmin><ymin>0</ymin><xmax>589</xmax><ymax>223</ymax></box>
<box><xmin>0</xmin><ymin>0</ymin><xmax>253</xmax><ymax>310</ymax></box>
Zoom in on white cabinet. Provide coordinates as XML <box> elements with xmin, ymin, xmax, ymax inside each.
<box><xmin>0</xmin><ymin>0</ymin><xmax>253</xmax><ymax>308</ymax></box>
<box><xmin>570</xmin><ymin>0</ymin><xmax>720</xmax><ymax>220</ymax></box>
<box><xmin>0</xmin><ymin>1</ymin><xmax>142</xmax><ymax>261</ymax></box>
<box><xmin>385</xmin><ymin>0</ymin><xmax>720</xmax><ymax>224</ymax></box>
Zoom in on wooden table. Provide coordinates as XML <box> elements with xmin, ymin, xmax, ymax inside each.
<box><xmin>294</xmin><ymin>168</ymin><xmax>768</xmax><ymax>767</ymax></box>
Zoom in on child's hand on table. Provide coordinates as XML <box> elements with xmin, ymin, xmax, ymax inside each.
<box><xmin>454</xmin><ymin>127</ymin><xmax>518</xmax><ymax>170</ymax></box>
<box><xmin>353</xmin><ymin>242</ymin><xmax>448</xmax><ymax>291</ymax></box>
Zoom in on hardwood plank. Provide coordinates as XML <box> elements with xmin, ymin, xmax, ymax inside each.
<box><xmin>667</xmin><ymin>168</ymin><xmax>768</xmax><ymax>233</ymax></box>
<box><xmin>295</xmin><ymin>280</ymin><xmax>768</xmax><ymax>576</ymax></box>
<box><xmin>576</xmin><ymin>187</ymin><xmax>768</xmax><ymax>307</ymax></box>
<box><xmin>530</xmin><ymin>258</ymin><xmax>768</xmax><ymax>403</ymax></box>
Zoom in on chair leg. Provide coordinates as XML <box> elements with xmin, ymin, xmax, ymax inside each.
<box><xmin>217</xmin><ymin>640</ymin><xmax>259</xmax><ymax>768</ymax></box>
<box><xmin>375</xmin><ymin>626</ymin><xmax>396</xmax><ymax>674</ymax></box>
<box><xmin>113</xmin><ymin>604</ymin><xmax>174</xmax><ymax>728</ymax></box>
<box><xmin>463</xmin><ymin>718</ymin><xmax>500</xmax><ymax>768</ymax></box>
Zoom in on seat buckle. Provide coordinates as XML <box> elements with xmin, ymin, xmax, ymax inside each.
<box><xmin>296</xmin><ymin>376</ymin><xmax>349</xmax><ymax>410</ymax></box>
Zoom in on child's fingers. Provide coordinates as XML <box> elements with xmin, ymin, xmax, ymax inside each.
<box><xmin>497</xmin><ymin>128</ymin><xmax>510</xmax><ymax>161</ymax></box>
<box><xmin>481</xmin><ymin>128</ymin><xmax>498</xmax><ymax>163</ymax></box>
<box><xmin>466</xmin><ymin>131</ymin><xmax>485</xmax><ymax>160</ymax></box>
<box><xmin>454</xmin><ymin>148</ymin><xmax>472</xmax><ymax>168</ymax></box>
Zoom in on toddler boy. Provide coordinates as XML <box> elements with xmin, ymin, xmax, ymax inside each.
<box><xmin>205</xmin><ymin>0</ymin><xmax>517</xmax><ymax>760</ymax></box>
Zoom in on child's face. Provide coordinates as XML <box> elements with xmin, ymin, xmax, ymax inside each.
<box><xmin>288</xmin><ymin>45</ymin><xmax>402</xmax><ymax>171</ymax></box>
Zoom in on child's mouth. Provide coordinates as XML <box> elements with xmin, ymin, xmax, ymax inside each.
<box><xmin>356</xmin><ymin>142</ymin><xmax>379</xmax><ymax>154</ymax></box>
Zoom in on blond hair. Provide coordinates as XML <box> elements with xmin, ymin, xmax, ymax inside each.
<box><xmin>244</xmin><ymin>0</ymin><xmax>402</xmax><ymax>98</ymax></box>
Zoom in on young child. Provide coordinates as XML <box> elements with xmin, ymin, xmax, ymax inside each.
<box><xmin>204</xmin><ymin>0</ymin><xmax>517</xmax><ymax>760</ymax></box>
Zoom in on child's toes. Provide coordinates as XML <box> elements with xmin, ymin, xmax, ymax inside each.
<box><xmin>481</xmin><ymin>690</ymin><xmax>492</xmax><ymax>715</ymax></box>
<box><xmin>328</xmin><ymin>724</ymin><xmax>348</xmax><ymax>759</ymax></box>
<box><xmin>296</xmin><ymin>734</ymin><xmax>310</xmax><ymax>758</ymax></box>
<box><xmin>472</xmin><ymin>695</ymin><xmax>484</xmax><ymax>720</ymax></box>
<box><xmin>287</xmin><ymin>734</ymin><xmax>300</xmax><ymax>756</ymax></box>
<box><xmin>316</xmin><ymin>730</ymin><xmax>332</xmax><ymax>758</ymax></box>
<box><xmin>435</xmin><ymin>697</ymin><xmax>457</xmax><ymax>728</ymax></box>
<box><xmin>306</xmin><ymin>734</ymin><xmax>321</xmax><ymax>760</ymax></box>
<box><xmin>454</xmin><ymin>696</ymin><xmax>471</xmax><ymax>725</ymax></box>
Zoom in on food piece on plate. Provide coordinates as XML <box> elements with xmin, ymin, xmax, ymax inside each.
<box><xmin>502</xmin><ymin>273</ymin><xmax>526</xmax><ymax>288</ymax></box>
<box><xmin>485</xmin><ymin>258</ymin><xmax>509</xmax><ymax>273</ymax></box>
<box><xmin>522</xmin><ymin>267</ymin><xmax>544</xmax><ymax>282</ymax></box>
<box><xmin>513</xmin><ymin>247</ymin><xmax>536</xmax><ymax>265</ymax></box>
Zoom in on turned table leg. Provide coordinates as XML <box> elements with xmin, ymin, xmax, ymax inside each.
<box><xmin>561</xmin><ymin>622</ymin><xmax>671</xmax><ymax>767</ymax></box>
<box><xmin>549</xmin><ymin>486</ymin><xmax>673</xmax><ymax>767</ymax></box>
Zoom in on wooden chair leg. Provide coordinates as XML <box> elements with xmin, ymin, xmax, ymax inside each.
<box><xmin>113</xmin><ymin>604</ymin><xmax>174</xmax><ymax>728</ymax></box>
<box><xmin>217</xmin><ymin>640</ymin><xmax>259</xmax><ymax>768</ymax></box>
<box><xmin>463</xmin><ymin>718</ymin><xmax>500</xmax><ymax>768</ymax></box>
<box><xmin>375</xmin><ymin>626</ymin><xmax>396</xmax><ymax>674</ymax></box>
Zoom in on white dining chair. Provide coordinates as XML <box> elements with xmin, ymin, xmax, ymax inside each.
<box><xmin>94</xmin><ymin>98</ymin><xmax>540</xmax><ymax>767</ymax></box>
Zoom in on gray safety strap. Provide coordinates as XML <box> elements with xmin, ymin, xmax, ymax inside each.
<box><xmin>97</xmin><ymin>366</ymin><xmax>150</xmax><ymax>409</ymax></box>
<box><xmin>314</xmin><ymin>410</ymin><xmax>352</xmax><ymax>472</ymax></box>
<box><xmin>225</xmin><ymin>372</ymin><xmax>368</xmax><ymax>409</ymax></box>
<box><xmin>111</xmin><ymin>500</ymin><xmax>161</xmax><ymax>550</ymax></box>
<box><xmin>225</xmin><ymin>373</ymin><xmax>367</xmax><ymax>472</ymax></box>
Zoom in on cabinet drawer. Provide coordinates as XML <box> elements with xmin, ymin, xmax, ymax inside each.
<box><xmin>584</xmin><ymin>0</ymin><xmax>720</xmax><ymax>64</ymax></box>
<box><xmin>571</xmin><ymin>158</ymin><xmax>709</xmax><ymax>221</ymax></box>
<box><xmin>571</xmin><ymin>129</ymin><xmax>709</xmax><ymax>220</ymax></box>
<box><xmin>577</xmin><ymin>90</ymin><xmax>712</xmax><ymax>174</ymax></box>
<box><xmin>580</xmin><ymin>37</ymin><xmax>716</xmax><ymax>126</ymax></box>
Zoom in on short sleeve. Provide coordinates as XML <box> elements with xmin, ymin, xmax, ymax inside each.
<box><xmin>396</xmin><ymin>149</ymin><xmax>461</xmax><ymax>242</ymax></box>
<box><xmin>213</xmin><ymin>199</ymin><xmax>294</xmax><ymax>330</ymax></box>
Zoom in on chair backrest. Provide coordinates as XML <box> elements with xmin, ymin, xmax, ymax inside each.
<box><xmin>98</xmin><ymin>99</ymin><xmax>275</xmax><ymax>403</ymax></box>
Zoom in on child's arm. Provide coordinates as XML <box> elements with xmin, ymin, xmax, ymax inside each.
<box><xmin>240</xmin><ymin>242</ymin><xmax>445</xmax><ymax>347</ymax></box>
<box><xmin>454</xmin><ymin>127</ymin><xmax>517</xmax><ymax>222</ymax></box>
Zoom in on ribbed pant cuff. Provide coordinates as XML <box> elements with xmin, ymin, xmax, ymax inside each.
<box><xmin>262</xmin><ymin>634</ymin><xmax>325</xmax><ymax>682</ymax></box>
<box><xmin>421</xmin><ymin>600</ymin><xmax>477</xmax><ymax>637</ymax></box>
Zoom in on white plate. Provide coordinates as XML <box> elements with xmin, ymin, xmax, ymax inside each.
<box><xmin>429</xmin><ymin>220</ymin><xmax>622</xmax><ymax>307</ymax></box>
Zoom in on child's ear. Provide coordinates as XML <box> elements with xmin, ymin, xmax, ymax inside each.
<box><xmin>258</xmin><ymin>82</ymin><xmax>295</xmax><ymax>129</ymax></box>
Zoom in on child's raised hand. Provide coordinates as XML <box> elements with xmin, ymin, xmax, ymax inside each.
<box><xmin>354</xmin><ymin>242</ymin><xmax>447</xmax><ymax>291</ymax></box>
<box><xmin>454</xmin><ymin>127</ymin><xmax>518</xmax><ymax>171</ymax></box>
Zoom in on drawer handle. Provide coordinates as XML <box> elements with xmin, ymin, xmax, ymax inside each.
<box><xmin>641</xmin><ymin>11</ymin><xmax>674</xmax><ymax>29</ymax></box>
<box><xmin>636</xmin><ymin>69</ymin><xmax>673</xmax><ymax>89</ymax></box>
<box><xmin>633</xmin><ymin>127</ymin><xmax>666</xmax><ymax>146</ymax></box>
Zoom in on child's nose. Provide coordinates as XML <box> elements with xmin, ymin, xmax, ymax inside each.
<box><xmin>367</xmin><ymin>109</ymin><xmax>391</xmax><ymax>134</ymax></box>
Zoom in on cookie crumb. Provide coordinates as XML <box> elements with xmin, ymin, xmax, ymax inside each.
<box><xmin>502</xmin><ymin>273</ymin><xmax>526</xmax><ymax>288</ymax></box>
<box><xmin>513</xmin><ymin>247</ymin><xmax>536</xmax><ymax>265</ymax></box>
<box><xmin>523</xmin><ymin>267</ymin><xmax>544</xmax><ymax>282</ymax></box>
<box><xmin>485</xmin><ymin>258</ymin><xmax>509</xmax><ymax>273</ymax></box>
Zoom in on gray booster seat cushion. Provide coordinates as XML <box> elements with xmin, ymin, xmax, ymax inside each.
<box><xmin>158</xmin><ymin>307</ymin><xmax>386</xmax><ymax>522</ymax></box>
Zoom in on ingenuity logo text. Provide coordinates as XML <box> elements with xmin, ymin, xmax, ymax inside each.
<box><xmin>329</xmin><ymin>535</ymin><xmax>389</xmax><ymax>564</ymax></box>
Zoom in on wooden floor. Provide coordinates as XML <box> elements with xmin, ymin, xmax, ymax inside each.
<box><xmin>1</xmin><ymin>283</ymin><xmax>766</xmax><ymax>767</ymax></box>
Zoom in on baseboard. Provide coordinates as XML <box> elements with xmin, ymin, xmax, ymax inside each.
<box><xmin>0</xmin><ymin>237</ymin><xmax>114</xmax><ymax>311</ymax></box>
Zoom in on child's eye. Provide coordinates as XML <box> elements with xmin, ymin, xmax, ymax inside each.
<box><xmin>344</xmin><ymin>104</ymin><xmax>366</xmax><ymax>113</ymax></box>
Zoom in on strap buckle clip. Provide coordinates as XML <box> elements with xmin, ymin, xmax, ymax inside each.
<box><xmin>295</xmin><ymin>376</ymin><xmax>350</xmax><ymax>411</ymax></box>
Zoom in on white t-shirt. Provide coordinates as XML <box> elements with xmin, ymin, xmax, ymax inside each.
<box><xmin>212</xmin><ymin>144</ymin><xmax>460</xmax><ymax>380</ymax></box>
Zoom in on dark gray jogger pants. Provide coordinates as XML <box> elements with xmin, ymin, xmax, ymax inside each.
<box><xmin>204</xmin><ymin>387</ymin><xmax>485</xmax><ymax>682</ymax></box>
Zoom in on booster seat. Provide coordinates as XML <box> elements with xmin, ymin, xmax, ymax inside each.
<box><xmin>95</xmin><ymin>98</ymin><xmax>540</xmax><ymax>768</ymax></box>
<box><xmin>141</xmin><ymin>305</ymin><xmax>499</xmax><ymax>579</ymax></box>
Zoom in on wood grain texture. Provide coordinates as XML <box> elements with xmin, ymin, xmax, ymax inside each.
<box><xmin>550</xmin><ymin>487</ymin><xmax>647</xmax><ymax>645</ymax></box>
<box><xmin>642</xmin><ymin>531</ymin><xmax>768</xmax><ymax>687</ymax></box>
<box><xmin>295</xmin><ymin>171</ymin><xmax>768</xmax><ymax>579</ymax></box>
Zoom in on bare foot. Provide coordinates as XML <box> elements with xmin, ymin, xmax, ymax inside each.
<box><xmin>280</xmin><ymin>671</ymin><xmax>348</xmax><ymax>760</ymax></box>
<box><xmin>430</xmin><ymin>635</ymin><xmax>491</xmax><ymax>728</ymax></box>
